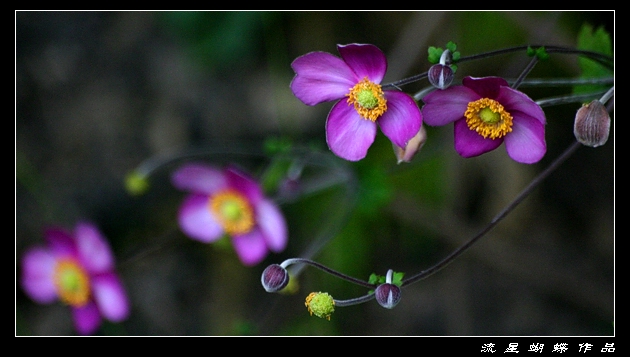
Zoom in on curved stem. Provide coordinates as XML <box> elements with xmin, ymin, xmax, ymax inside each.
<box><xmin>281</xmin><ymin>258</ymin><xmax>376</xmax><ymax>289</ymax></box>
<box><xmin>401</xmin><ymin>140</ymin><xmax>582</xmax><ymax>287</ymax></box>
<box><xmin>334</xmin><ymin>293</ymin><xmax>376</xmax><ymax>307</ymax></box>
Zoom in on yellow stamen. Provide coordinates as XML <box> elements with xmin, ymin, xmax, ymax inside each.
<box><xmin>209</xmin><ymin>189</ymin><xmax>255</xmax><ymax>235</ymax></box>
<box><xmin>464</xmin><ymin>98</ymin><xmax>513</xmax><ymax>139</ymax></box>
<box><xmin>346</xmin><ymin>77</ymin><xmax>387</xmax><ymax>122</ymax></box>
<box><xmin>54</xmin><ymin>259</ymin><xmax>91</xmax><ymax>307</ymax></box>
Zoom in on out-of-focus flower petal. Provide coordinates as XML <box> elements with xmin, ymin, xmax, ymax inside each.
<box><xmin>325</xmin><ymin>100</ymin><xmax>377</xmax><ymax>161</ymax></box>
<box><xmin>91</xmin><ymin>272</ymin><xmax>130</xmax><ymax>322</ymax></box>
<box><xmin>171</xmin><ymin>163</ymin><xmax>228</xmax><ymax>195</ymax></box>
<box><xmin>255</xmin><ymin>199</ymin><xmax>287</xmax><ymax>252</ymax></box>
<box><xmin>503</xmin><ymin>113</ymin><xmax>547</xmax><ymax>164</ymax></box>
<box><xmin>337</xmin><ymin>43</ymin><xmax>387</xmax><ymax>83</ymax></box>
<box><xmin>421</xmin><ymin>86</ymin><xmax>479</xmax><ymax>126</ymax></box>
<box><xmin>45</xmin><ymin>228</ymin><xmax>76</xmax><ymax>258</ymax></box>
<box><xmin>20</xmin><ymin>247</ymin><xmax>58</xmax><ymax>304</ymax></box>
<box><xmin>226</xmin><ymin>166</ymin><xmax>263</xmax><ymax>204</ymax></box>
<box><xmin>454</xmin><ymin>119</ymin><xmax>503</xmax><ymax>157</ymax></box>
<box><xmin>290</xmin><ymin>51</ymin><xmax>357</xmax><ymax>105</ymax></box>
<box><xmin>496</xmin><ymin>87</ymin><xmax>546</xmax><ymax>124</ymax></box>
<box><xmin>231</xmin><ymin>230</ymin><xmax>268</xmax><ymax>266</ymax></box>
<box><xmin>74</xmin><ymin>222</ymin><xmax>114</xmax><ymax>274</ymax></box>
<box><xmin>71</xmin><ymin>302</ymin><xmax>101</xmax><ymax>335</ymax></box>
<box><xmin>378</xmin><ymin>91</ymin><xmax>422</xmax><ymax>148</ymax></box>
<box><xmin>178</xmin><ymin>193</ymin><xmax>224</xmax><ymax>243</ymax></box>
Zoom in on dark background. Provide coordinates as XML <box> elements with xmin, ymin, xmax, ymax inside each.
<box><xmin>16</xmin><ymin>11</ymin><xmax>614</xmax><ymax>336</ymax></box>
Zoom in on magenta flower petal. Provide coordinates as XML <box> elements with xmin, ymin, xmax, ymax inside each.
<box><xmin>74</xmin><ymin>222</ymin><xmax>114</xmax><ymax>274</ymax></box>
<box><xmin>454</xmin><ymin>119</ymin><xmax>503</xmax><ymax>157</ymax></box>
<box><xmin>255</xmin><ymin>199</ymin><xmax>288</xmax><ymax>252</ymax></box>
<box><xmin>171</xmin><ymin>163</ymin><xmax>228</xmax><ymax>195</ymax></box>
<box><xmin>72</xmin><ymin>302</ymin><xmax>101</xmax><ymax>335</ymax></box>
<box><xmin>20</xmin><ymin>247</ymin><xmax>57</xmax><ymax>304</ymax></box>
<box><xmin>326</xmin><ymin>100</ymin><xmax>378</xmax><ymax>161</ymax></box>
<box><xmin>496</xmin><ymin>87</ymin><xmax>546</xmax><ymax>124</ymax></box>
<box><xmin>226</xmin><ymin>166</ymin><xmax>263</xmax><ymax>204</ymax></box>
<box><xmin>178</xmin><ymin>193</ymin><xmax>224</xmax><ymax>243</ymax></box>
<box><xmin>378</xmin><ymin>91</ymin><xmax>422</xmax><ymax>148</ymax></box>
<box><xmin>422</xmin><ymin>86</ymin><xmax>479</xmax><ymax>126</ymax></box>
<box><xmin>45</xmin><ymin>228</ymin><xmax>76</xmax><ymax>257</ymax></box>
<box><xmin>290</xmin><ymin>51</ymin><xmax>357</xmax><ymax>105</ymax></box>
<box><xmin>231</xmin><ymin>230</ymin><xmax>268</xmax><ymax>266</ymax></box>
<box><xmin>462</xmin><ymin>76</ymin><xmax>508</xmax><ymax>98</ymax></box>
<box><xmin>337</xmin><ymin>43</ymin><xmax>387</xmax><ymax>83</ymax></box>
<box><xmin>91</xmin><ymin>272</ymin><xmax>130</xmax><ymax>322</ymax></box>
<box><xmin>504</xmin><ymin>113</ymin><xmax>547</xmax><ymax>164</ymax></box>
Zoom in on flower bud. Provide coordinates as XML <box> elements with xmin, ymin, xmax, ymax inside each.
<box><xmin>305</xmin><ymin>292</ymin><xmax>335</xmax><ymax>320</ymax></box>
<box><xmin>375</xmin><ymin>283</ymin><xmax>401</xmax><ymax>309</ymax></box>
<box><xmin>393</xmin><ymin>125</ymin><xmax>427</xmax><ymax>164</ymax></box>
<box><xmin>427</xmin><ymin>64</ymin><xmax>454</xmax><ymax>90</ymax></box>
<box><xmin>261</xmin><ymin>264</ymin><xmax>290</xmax><ymax>293</ymax></box>
<box><xmin>574</xmin><ymin>100</ymin><xmax>611</xmax><ymax>147</ymax></box>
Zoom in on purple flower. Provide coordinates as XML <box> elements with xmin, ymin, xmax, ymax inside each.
<box><xmin>20</xmin><ymin>222</ymin><xmax>130</xmax><ymax>335</ymax></box>
<box><xmin>422</xmin><ymin>76</ymin><xmax>546</xmax><ymax>164</ymax></box>
<box><xmin>171</xmin><ymin>163</ymin><xmax>288</xmax><ymax>266</ymax></box>
<box><xmin>290</xmin><ymin>43</ymin><xmax>422</xmax><ymax>161</ymax></box>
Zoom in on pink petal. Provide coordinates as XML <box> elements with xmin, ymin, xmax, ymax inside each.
<box><xmin>44</xmin><ymin>227</ymin><xmax>77</xmax><ymax>258</ymax></box>
<box><xmin>290</xmin><ymin>51</ymin><xmax>357</xmax><ymax>105</ymax></box>
<box><xmin>337</xmin><ymin>43</ymin><xmax>387</xmax><ymax>83</ymax></box>
<box><xmin>454</xmin><ymin>119</ymin><xmax>503</xmax><ymax>158</ymax></box>
<box><xmin>231</xmin><ymin>230</ymin><xmax>268</xmax><ymax>266</ymax></box>
<box><xmin>325</xmin><ymin>100</ymin><xmax>377</xmax><ymax>161</ymax></box>
<box><xmin>171</xmin><ymin>163</ymin><xmax>227</xmax><ymax>195</ymax></box>
<box><xmin>504</xmin><ymin>114</ymin><xmax>547</xmax><ymax>164</ymax></box>
<box><xmin>71</xmin><ymin>302</ymin><xmax>101</xmax><ymax>335</ymax></box>
<box><xmin>378</xmin><ymin>91</ymin><xmax>422</xmax><ymax>148</ymax></box>
<box><xmin>92</xmin><ymin>272</ymin><xmax>130</xmax><ymax>322</ymax></box>
<box><xmin>226</xmin><ymin>166</ymin><xmax>263</xmax><ymax>204</ymax></box>
<box><xmin>255</xmin><ymin>199</ymin><xmax>287</xmax><ymax>252</ymax></box>
<box><xmin>178</xmin><ymin>193</ymin><xmax>224</xmax><ymax>243</ymax></box>
<box><xmin>421</xmin><ymin>86</ymin><xmax>479</xmax><ymax>126</ymax></box>
<box><xmin>20</xmin><ymin>247</ymin><xmax>58</xmax><ymax>304</ymax></box>
<box><xmin>74</xmin><ymin>222</ymin><xmax>114</xmax><ymax>274</ymax></box>
<box><xmin>462</xmin><ymin>76</ymin><xmax>508</xmax><ymax>98</ymax></box>
<box><xmin>497</xmin><ymin>87</ymin><xmax>546</xmax><ymax>124</ymax></box>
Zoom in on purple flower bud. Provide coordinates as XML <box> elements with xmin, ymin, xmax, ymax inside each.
<box><xmin>261</xmin><ymin>264</ymin><xmax>290</xmax><ymax>292</ymax></box>
<box><xmin>375</xmin><ymin>283</ymin><xmax>401</xmax><ymax>309</ymax></box>
<box><xmin>574</xmin><ymin>99</ymin><xmax>611</xmax><ymax>147</ymax></box>
<box><xmin>427</xmin><ymin>64</ymin><xmax>454</xmax><ymax>90</ymax></box>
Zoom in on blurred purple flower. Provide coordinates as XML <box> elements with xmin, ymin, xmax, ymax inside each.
<box><xmin>290</xmin><ymin>43</ymin><xmax>422</xmax><ymax>161</ymax></box>
<box><xmin>171</xmin><ymin>163</ymin><xmax>288</xmax><ymax>266</ymax></box>
<box><xmin>422</xmin><ymin>76</ymin><xmax>546</xmax><ymax>164</ymax></box>
<box><xmin>20</xmin><ymin>222</ymin><xmax>129</xmax><ymax>335</ymax></box>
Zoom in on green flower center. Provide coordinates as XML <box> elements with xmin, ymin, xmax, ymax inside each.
<box><xmin>54</xmin><ymin>259</ymin><xmax>91</xmax><ymax>307</ymax></box>
<box><xmin>464</xmin><ymin>98</ymin><xmax>513</xmax><ymax>140</ymax></box>
<box><xmin>209</xmin><ymin>189</ymin><xmax>254</xmax><ymax>235</ymax></box>
<box><xmin>346</xmin><ymin>77</ymin><xmax>387</xmax><ymax>122</ymax></box>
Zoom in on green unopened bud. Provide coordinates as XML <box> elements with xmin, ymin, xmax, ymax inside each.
<box><xmin>574</xmin><ymin>100</ymin><xmax>611</xmax><ymax>147</ymax></box>
<box><xmin>305</xmin><ymin>292</ymin><xmax>335</xmax><ymax>320</ymax></box>
<box><xmin>124</xmin><ymin>170</ymin><xmax>150</xmax><ymax>196</ymax></box>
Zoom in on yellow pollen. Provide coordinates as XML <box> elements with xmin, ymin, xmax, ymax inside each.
<box><xmin>54</xmin><ymin>259</ymin><xmax>91</xmax><ymax>307</ymax></box>
<box><xmin>464</xmin><ymin>98</ymin><xmax>513</xmax><ymax>139</ymax></box>
<box><xmin>346</xmin><ymin>77</ymin><xmax>387</xmax><ymax>122</ymax></box>
<box><xmin>209</xmin><ymin>189</ymin><xmax>255</xmax><ymax>235</ymax></box>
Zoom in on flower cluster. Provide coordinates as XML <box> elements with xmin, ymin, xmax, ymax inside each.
<box><xmin>290</xmin><ymin>43</ymin><xmax>549</xmax><ymax>164</ymax></box>
<box><xmin>171</xmin><ymin>163</ymin><xmax>288</xmax><ymax>266</ymax></box>
<box><xmin>20</xmin><ymin>222</ymin><xmax>129</xmax><ymax>335</ymax></box>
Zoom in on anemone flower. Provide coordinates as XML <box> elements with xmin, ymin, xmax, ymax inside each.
<box><xmin>171</xmin><ymin>163</ymin><xmax>287</xmax><ymax>266</ymax></box>
<box><xmin>290</xmin><ymin>43</ymin><xmax>422</xmax><ymax>161</ymax></box>
<box><xmin>421</xmin><ymin>76</ymin><xmax>546</xmax><ymax>164</ymax></box>
<box><xmin>20</xmin><ymin>222</ymin><xmax>129</xmax><ymax>335</ymax></box>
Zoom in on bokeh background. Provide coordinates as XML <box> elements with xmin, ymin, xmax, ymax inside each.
<box><xmin>16</xmin><ymin>11</ymin><xmax>614</xmax><ymax>336</ymax></box>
